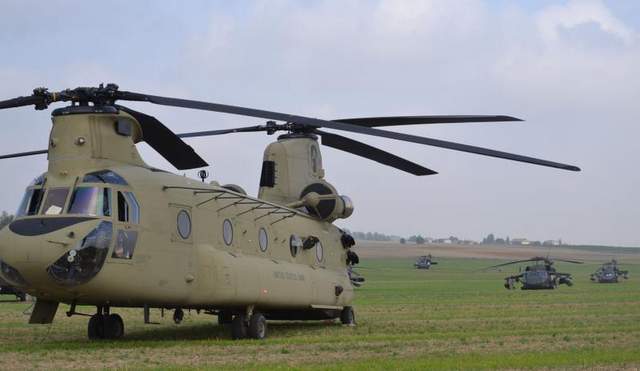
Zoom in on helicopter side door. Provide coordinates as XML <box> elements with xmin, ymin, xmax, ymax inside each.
<box><xmin>111</xmin><ymin>191</ymin><xmax>141</xmax><ymax>262</ymax></box>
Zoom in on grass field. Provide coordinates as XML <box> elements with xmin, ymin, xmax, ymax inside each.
<box><xmin>1</xmin><ymin>257</ymin><xmax>639</xmax><ymax>370</ymax></box>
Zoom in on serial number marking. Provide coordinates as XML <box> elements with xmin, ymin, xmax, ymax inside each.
<box><xmin>273</xmin><ymin>271</ymin><xmax>305</xmax><ymax>281</ymax></box>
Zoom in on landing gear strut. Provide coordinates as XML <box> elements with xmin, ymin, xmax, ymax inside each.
<box><xmin>87</xmin><ymin>307</ymin><xmax>124</xmax><ymax>340</ymax></box>
<box><xmin>173</xmin><ymin>308</ymin><xmax>184</xmax><ymax>324</ymax></box>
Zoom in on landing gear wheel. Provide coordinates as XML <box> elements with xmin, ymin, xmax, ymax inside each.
<box><xmin>231</xmin><ymin>314</ymin><xmax>248</xmax><ymax>340</ymax></box>
<box><xmin>218</xmin><ymin>311</ymin><xmax>233</xmax><ymax>325</ymax></box>
<box><xmin>173</xmin><ymin>308</ymin><xmax>184</xmax><ymax>324</ymax></box>
<box><xmin>17</xmin><ymin>293</ymin><xmax>26</xmax><ymax>302</ymax></box>
<box><xmin>104</xmin><ymin>314</ymin><xmax>125</xmax><ymax>339</ymax></box>
<box><xmin>248</xmin><ymin>312</ymin><xmax>267</xmax><ymax>339</ymax></box>
<box><xmin>88</xmin><ymin>314</ymin><xmax>105</xmax><ymax>340</ymax></box>
<box><xmin>340</xmin><ymin>306</ymin><xmax>356</xmax><ymax>326</ymax></box>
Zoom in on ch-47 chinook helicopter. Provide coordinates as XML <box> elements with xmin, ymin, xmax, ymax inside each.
<box><xmin>0</xmin><ymin>84</ymin><xmax>580</xmax><ymax>340</ymax></box>
<box><xmin>487</xmin><ymin>256</ymin><xmax>583</xmax><ymax>290</ymax></box>
<box><xmin>414</xmin><ymin>254</ymin><xmax>437</xmax><ymax>269</ymax></box>
<box><xmin>591</xmin><ymin>260</ymin><xmax>629</xmax><ymax>283</ymax></box>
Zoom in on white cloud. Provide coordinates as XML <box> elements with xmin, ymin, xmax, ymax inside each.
<box><xmin>536</xmin><ymin>0</ymin><xmax>636</xmax><ymax>44</ymax></box>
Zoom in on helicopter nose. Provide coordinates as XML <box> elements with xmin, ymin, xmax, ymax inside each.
<box><xmin>0</xmin><ymin>226</ymin><xmax>32</xmax><ymax>288</ymax></box>
<box><xmin>0</xmin><ymin>217</ymin><xmax>104</xmax><ymax>289</ymax></box>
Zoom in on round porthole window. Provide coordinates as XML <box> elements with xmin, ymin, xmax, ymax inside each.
<box><xmin>290</xmin><ymin>235</ymin><xmax>302</xmax><ymax>257</ymax></box>
<box><xmin>315</xmin><ymin>241</ymin><xmax>324</xmax><ymax>262</ymax></box>
<box><xmin>177</xmin><ymin>210</ymin><xmax>191</xmax><ymax>239</ymax></box>
<box><xmin>222</xmin><ymin>219</ymin><xmax>233</xmax><ymax>246</ymax></box>
<box><xmin>259</xmin><ymin>228</ymin><xmax>268</xmax><ymax>252</ymax></box>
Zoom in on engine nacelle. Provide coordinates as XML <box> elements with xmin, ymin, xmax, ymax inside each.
<box><xmin>289</xmin><ymin>181</ymin><xmax>354</xmax><ymax>222</ymax></box>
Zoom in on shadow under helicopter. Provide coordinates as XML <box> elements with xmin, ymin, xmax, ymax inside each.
<box><xmin>25</xmin><ymin>321</ymin><xmax>345</xmax><ymax>349</ymax></box>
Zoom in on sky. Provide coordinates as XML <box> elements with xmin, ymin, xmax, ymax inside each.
<box><xmin>0</xmin><ymin>0</ymin><xmax>638</xmax><ymax>246</ymax></box>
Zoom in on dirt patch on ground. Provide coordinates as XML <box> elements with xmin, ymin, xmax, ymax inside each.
<box><xmin>355</xmin><ymin>241</ymin><xmax>640</xmax><ymax>262</ymax></box>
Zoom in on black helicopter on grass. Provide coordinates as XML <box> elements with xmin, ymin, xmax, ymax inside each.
<box><xmin>487</xmin><ymin>256</ymin><xmax>583</xmax><ymax>290</ymax></box>
<box><xmin>590</xmin><ymin>260</ymin><xmax>629</xmax><ymax>283</ymax></box>
<box><xmin>414</xmin><ymin>254</ymin><xmax>438</xmax><ymax>269</ymax></box>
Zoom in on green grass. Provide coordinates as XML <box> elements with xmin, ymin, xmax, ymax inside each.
<box><xmin>1</xmin><ymin>257</ymin><xmax>639</xmax><ymax>370</ymax></box>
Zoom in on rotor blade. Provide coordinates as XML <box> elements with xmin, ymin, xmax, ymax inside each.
<box><xmin>116</xmin><ymin>106</ymin><xmax>208</xmax><ymax>170</ymax></box>
<box><xmin>0</xmin><ymin>95</ymin><xmax>44</xmax><ymax>110</ymax></box>
<box><xmin>315</xmin><ymin>130</ymin><xmax>437</xmax><ymax>176</ymax></box>
<box><xmin>552</xmin><ymin>258</ymin><xmax>584</xmax><ymax>264</ymax></box>
<box><xmin>334</xmin><ymin>115</ymin><xmax>522</xmax><ymax>127</ymax></box>
<box><xmin>0</xmin><ymin>149</ymin><xmax>48</xmax><ymax>160</ymax></box>
<box><xmin>116</xmin><ymin>91</ymin><xmax>580</xmax><ymax>172</ymax></box>
<box><xmin>485</xmin><ymin>258</ymin><xmax>540</xmax><ymax>269</ymax></box>
<box><xmin>177</xmin><ymin>125</ymin><xmax>266</xmax><ymax>139</ymax></box>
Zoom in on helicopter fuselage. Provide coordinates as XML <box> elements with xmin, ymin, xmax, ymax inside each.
<box><xmin>0</xmin><ymin>109</ymin><xmax>354</xmax><ymax>322</ymax></box>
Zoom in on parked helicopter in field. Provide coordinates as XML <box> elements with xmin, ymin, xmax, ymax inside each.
<box><xmin>0</xmin><ymin>84</ymin><xmax>579</xmax><ymax>340</ymax></box>
<box><xmin>414</xmin><ymin>254</ymin><xmax>438</xmax><ymax>269</ymax></box>
<box><xmin>591</xmin><ymin>260</ymin><xmax>629</xmax><ymax>283</ymax></box>
<box><xmin>487</xmin><ymin>256</ymin><xmax>583</xmax><ymax>290</ymax></box>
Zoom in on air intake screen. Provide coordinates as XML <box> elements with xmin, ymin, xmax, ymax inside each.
<box><xmin>259</xmin><ymin>161</ymin><xmax>275</xmax><ymax>187</ymax></box>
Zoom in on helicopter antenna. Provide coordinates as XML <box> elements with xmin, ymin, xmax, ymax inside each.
<box><xmin>198</xmin><ymin>170</ymin><xmax>209</xmax><ymax>183</ymax></box>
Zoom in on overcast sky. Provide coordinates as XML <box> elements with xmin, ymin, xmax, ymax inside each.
<box><xmin>1</xmin><ymin>0</ymin><xmax>638</xmax><ymax>246</ymax></box>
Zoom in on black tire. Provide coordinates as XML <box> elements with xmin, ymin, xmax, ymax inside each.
<box><xmin>248</xmin><ymin>312</ymin><xmax>267</xmax><ymax>340</ymax></box>
<box><xmin>88</xmin><ymin>314</ymin><xmax>105</xmax><ymax>340</ymax></box>
<box><xmin>231</xmin><ymin>314</ymin><xmax>247</xmax><ymax>340</ymax></box>
<box><xmin>340</xmin><ymin>306</ymin><xmax>355</xmax><ymax>325</ymax></box>
<box><xmin>104</xmin><ymin>314</ymin><xmax>125</xmax><ymax>339</ymax></box>
<box><xmin>17</xmin><ymin>293</ymin><xmax>26</xmax><ymax>302</ymax></box>
<box><xmin>218</xmin><ymin>311</ymin><xmax>233</xmax><ymax>325</ymax></box>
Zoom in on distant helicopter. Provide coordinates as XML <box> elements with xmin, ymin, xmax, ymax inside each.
<box><xmin>591</xmin><ymin>260</ymin><xmax>629</xmax><ymax>283</ymax></box>
<box><xmin>487</xmin><ymin>257</ymin><xmax>583</xmax><ymax>290</ymax></box>
<box><xmin>414</xmin><ymin>254</ymin><xmax>438</xmax><ymax>269</ymax></box>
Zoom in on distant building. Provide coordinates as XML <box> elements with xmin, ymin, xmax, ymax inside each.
<box><xmin>511</xmin><ymin>238</ymin><xmax>530</xmax><ymax>246</ymax></box>
<box><xmin>543</xmin><ymin>240</ymin><xmax>559</xmax><ymax>246</ymax></box>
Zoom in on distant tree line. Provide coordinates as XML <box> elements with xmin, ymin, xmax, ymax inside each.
<box><xmin>343</xmin><ymin>229</ymin><xmax>398</xmax><ymax>241</ymax></box>
<box><xmin>481</xmin><ymin>233</ymin><xmax>562</xmax><ymax>247</ymax></box>
<box><xmin>0</xmin><ymin>211</ymin><xmax>13</xmax><ymax>230</ymax></box>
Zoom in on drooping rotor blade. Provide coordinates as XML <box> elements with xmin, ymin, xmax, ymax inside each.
<box><xmin>177</xmin><ymin>125</ymin><xmax>266</xmax><ymax>139</ymax></box>
<box><xmin>116</xmin><ymin>91</ymin><xmax>581</xmax><ymax>172</ymax></box>
<box><xmin>315</xmin><ymin>129</ymin><xmax>437</xmax><ymax>176</ymax></box>
<box><xmin>116</xmin><ymin>106</ymin><xmax>208</xmax><ymax>170</ymax></box>
<box><xmin>334</xmin><ymin>115</ymin><xmax>522</xmax><ymax>127</ymax></box>
<box><xmin>552</xmin><ymin>258</ymin><xmax>584</xmax><ymax>264</ymax></box>
<box><xmin>0</xmin><ymin>149</ymin><xmax>48</xmax><ymax>160</ymax></box>
<box><xmin>485</xmin><ymin>258</ymin><xmax>542</xmax><ymax>269</ymax></box>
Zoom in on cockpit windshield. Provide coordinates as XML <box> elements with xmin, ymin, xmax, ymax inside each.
<box><xmin>68</xmin><ymin>187</ymin><xmax>112</xmax><ymax>217</ymax></box>
<box><xmin>15</xmin><ymin>171</ymin><xmax>130</xmax><ymax>219</ymax></box>
<box><xmin>41</xmin><ymin>188</ymin><xmax>70</xmax><ymax>215</ymax></box>
<box><xmin>16</xmin><ymin>188</ymin><xmax>44</xmax><ymax>217</ymax></box>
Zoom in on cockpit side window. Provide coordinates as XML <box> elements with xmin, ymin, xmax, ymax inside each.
<box><xmin>16</xmin><ymin>188</ymin><xmax>45</xmax><ymax>217</ymax></box>
<box><xmin>117</xmin><ymin>191</ymin><xmax>140</xmax><ymax>224</ymax></box>
<box><xmin>68</xmin><ymin>187</ymin><xmax>112</xmax><ymax>217</ymax></box>
<box><xmin>83</xmin><ymin>170</ymin><xmax>128</xmax><ymax>185</ymax></box>
<box><xmin>30</xmin><ymin>173</ymin><xmax>46</xmax><ymax>186</ymax></box>
<box><xmin>41</xmin><ymin>188</ymin><xmax>70</xmax><ymax>215</ymax></box>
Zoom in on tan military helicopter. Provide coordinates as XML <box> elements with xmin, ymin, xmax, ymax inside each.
<box><xmin>0</xmin><ymin>84</ymin><xmax>580</xmax><ymax>340</ymax></box>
